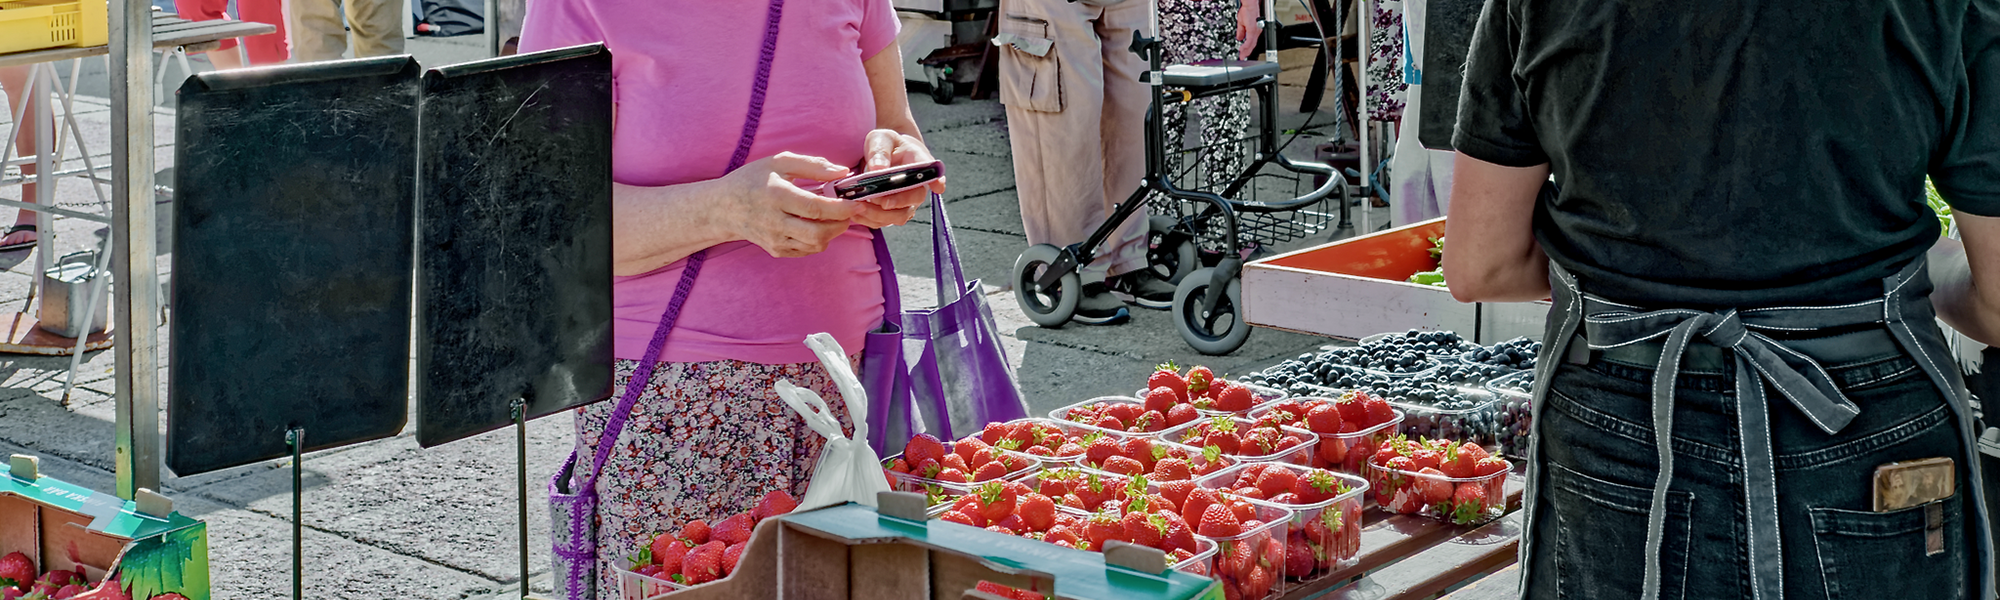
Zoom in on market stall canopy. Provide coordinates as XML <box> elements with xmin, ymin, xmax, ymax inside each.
<box><xmin>413</xmin><ymin>44</ymin><xmax>614</xmax><ymax>448</ymax></box>
<box><xmin>167</xmin><ymin>56</ymin><xmax>421</xmax><ymax>476</ymax></box>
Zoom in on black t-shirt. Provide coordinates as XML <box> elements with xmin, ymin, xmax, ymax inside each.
<box><xmin>1453</xmin><ymin>0</ymin><xmax>2000</xmax><ymax>308</ymax></box>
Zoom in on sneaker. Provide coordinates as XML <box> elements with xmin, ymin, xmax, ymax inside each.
<box><xmin>1108</xmin><ymin>270</ymin><xmax>1176</xmax><ymax>310</ymax></box>
<box><xmin>1073</xmin><ymin>283</ymin><xmax>1132</xmax><ymax>325</ymax></box>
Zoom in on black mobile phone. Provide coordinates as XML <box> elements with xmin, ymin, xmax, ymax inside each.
<box><xmin>823</xmin><ymin>160</ymin><xmax>944</xmax><ymax>202</ymax></box>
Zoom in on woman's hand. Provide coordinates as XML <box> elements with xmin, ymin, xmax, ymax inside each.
<box><xmin>1236</xmin><ymin>0</ymin><xmax>1261</xmax><ymax>59</ymax></box>
<box><xmin>852</xmin><ymin>128</ymin><xmax>947</xmax><ymax>229</ymax></box>
<box><xmin>717</xmin><ymin>152</ymin><xmax>864</xmax><ymax>258</ymax></box>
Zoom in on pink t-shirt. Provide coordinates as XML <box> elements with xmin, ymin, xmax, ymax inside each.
<box><xmin>520</xmin><ymin>0</ymin><xmax>898</xmax><ymax>364</ymax></box>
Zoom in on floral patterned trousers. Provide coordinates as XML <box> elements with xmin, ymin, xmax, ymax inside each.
<box><xmin>574</xmin><ymin>355</ymin><xmax>856</xmax><ymax>598</ymax></box>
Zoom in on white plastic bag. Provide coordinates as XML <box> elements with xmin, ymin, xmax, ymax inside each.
<box><xmin>774</xmin><ymin>332</ymin><xmax>893</xmax><ymax>512</ymax></box>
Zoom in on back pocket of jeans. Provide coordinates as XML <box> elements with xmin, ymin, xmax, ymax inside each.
<box><xmin>1810</xmin><ymin>493</ymin><xmax>1967</xmax><ymax>600</ymax></box>
<box><xmin>1547</xmin><ymin>462</ymin><xmax>1695</xmax><ymax>600</ymax></box>
<box><xmin>996</xmin><ymin>15</ymin><xmax>1063</xmax><ymax>113</ymax></box>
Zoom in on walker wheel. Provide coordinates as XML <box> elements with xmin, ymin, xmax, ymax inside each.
<box><xmin>931</xmin><ymin>72</ymin><xmax>956</xmax><ymax>105</ymax></box>
<box><xmin>1173</xmin><ymin>267</ymin><xmax>1250</xmax><ymax>355</ymax></box>
<box><xmin>1146</xmin><ymin>215</ymin><xmax>1199</xmax><ymax>285</ymax></box>
<box><xmin>1014</xmin><ymin>244</ymin><xmax>1080</xmax><ymax>328</ymax></box>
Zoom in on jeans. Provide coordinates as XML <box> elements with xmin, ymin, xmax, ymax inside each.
<box><xmin>1525</xmin><ymin>349</ymin><xmax>1980</xmax><ymax>600</ymax></box>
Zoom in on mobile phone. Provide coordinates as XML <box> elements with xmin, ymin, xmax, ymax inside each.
<box><xmin>1874</xmin><ymin>457</ymin><xmax>1954</xmax><ymax>512</ymax></box>
<box><xmin>822</xmin><ymin>160</ymin><xmax>944</xmax><ymax>203</ymax></box>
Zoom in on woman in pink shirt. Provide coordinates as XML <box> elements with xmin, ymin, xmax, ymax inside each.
<box><xmin>521</xmin><ymin>0</ymin><xmax>940</xmax><ymax>592</ymax></box>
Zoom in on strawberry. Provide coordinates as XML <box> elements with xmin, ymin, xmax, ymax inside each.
<box><xmin>1149</xmin><ymin>362</ymin><xmax>1189</xmax><ymax>397</ymax></box>
<box><xmin>938</xmin><ymin>467</ymin><xmax>971</xmax><ymax>482</ymax></box>
<box><xmin>1214</xmin><ymin>383</ymin><xmax>1255</xmax><ymax>412</ymax></box>
<box><xmin>0</xmin><ymin>552</ymin><xmax>34</xmax><ymax>592</ymax></box>
<box><xmin>713</xmin><ymin>513</ymin><xmax>755</xmax><ymax>546</ymax></box>
<box><xmin>1159</xmin><ymin>480</ymin><xmax>1196</xmax><ymax>507</ymax></box>
<box><xmin>1361</xmin><ymin>395</ymin><xmax>1396</xmax><ymax>427</ymax></box>
<box><xmin>941</xmin><ymin>509</ymin><xmax>980</xmax><ymax>526</ymax></box>
<box><xmin>1152</xmin><ymin>457</ymin><xmax>1193</xmax><ymax>481</ymax></box>
<box><xmin>996</xmin><ymin>515</ymin><xmax>1028</xmax><ymax>533</ymax></box>
<box><xmin>1106</xmin><ymin>403</ymin><xmax>1144</xmax><ymax>425</ymax></box>
<box><xmin>1246</xmin><ymin>563</ymin><xmax>1276</xmax><ymax>598</ymax></box>
<box><xmin>1335</xmin><ymin>394</ymin><xmax>1370</xmax><ymax>425</ymax></box>
<box><xmin>1123</xmin><ymin>511</ymin><xmax>1169</xmax><ymax>549</ymax></box>
<box><xmin>1255</xmin><ymin>465</ymin><xmax>1297</xmax><ymax>498</ymax></box>
<box><xmin>1019</xmin><ymin>493</ymin><xmax>1057</xmax><ymax>532</ymax></box>
<box><xmin>981</xmin><ymin>422</ymin><xmax>1012</xmax><ymax>445</ymax></box>
<box><xmin>1120</xmin><ymin>437</ymin><xmax>1156</xmax><ymax>467</ymax></box>
<box><xmin>942</xmin><ymin>452</ymin><xmax>971</xmax><ymax>474</ymax></box>
<box><xmin>682</xmin><ymin>541</ymin><xmax>726</xmax><ymax>584</ymax></box>
<box><xmin>1136</xmin><ymin>410</ymin><xmax>1168</xmax><ymax>433</ymax></box>
<box><xmin>721</xmin><ymin>542</ymin><xmax>747</xmax><ymax>576</ymax></box>
<box><xmin>36</xmin><ymin>572</ymin><xmax>78</xmax><ymax>589</ymax></box>
<box><xmin>972</xmin><ymin>461</ymin><xmax>1012</xmax><ymax>482</ymax></box>
<box><xmin>1085</xmin><ymin>511</ymin><xmax>1125</xmax><ymax>549</ymax></box>
<box><xmin>1181</xmin><ymin>487</ymin><xmax>1220</xmax><ymax>525</ymax></box>
<box><xmin>1091</xmin><ymin>414</ymin><xmax>1126</xmax><ymax>431</ymax></box>
<box><xmin>652</xmin><ymin>533</ymin><xmax>693</xmax><ymax>571</ymax></box>
<box><xmin>1144</xmin><ymin>386</ymin><xmax>1179</xmax><ymax>414</ymax></box>
<box><xmin>956</xmin><ymin>437</ymin><xmax>992</xmax><ymax>465</ymax></box>
<box><xmin>1101</xmin><ymin>455</ymin><xmax>1145</xmax><ymax>476</ymax></box>
<box><xmin>1474</xmin><ymin>456</ymin><xmax>1510</xmax><ymax>477</ymax></box>
<box><xmin>1408</xmin><ymin>448</ymin><xmax>1444</xmax><ymax>472</ymax></box>
<box><xmin>1186</xmin><ymin>366</ymin><xmax>1216</xmax><ymax>394</ymax></box>
<box><xmin>1197</xmin><ymin>503</ymin><xmax>1243</xmax><ymax>537</ymax></box>
<box><xmin>1204</xmin><ymin>429</ymin><xmax>1241</xmax><ymax>455</ymax></box>
<box><xmin>906</xmin><ymin>433</ymin><xmax>948</xmax><ymax>468</ymax></box>
<box><xmin>976</xmin><ymin>581</ymin><xmax>1012</xmax><ymax>597</ymax></box>
<box><xmin>1447</xmin><ymin>483</ymin><xmax>1490</xmax><ymax>524</ymax></box>
<box><xmin>1286</xmin><ymin>535</ymin><xmax>1316</xmax><ymax>579</ymax></box>
<box><xmin>1043</xmin><ymin>524</ymin><xmax>1081</xmax><ymax>547</ymax></box>
<box><xmin>1291</xmin><ymin>469</ymin><xmax>1344</xmax><ymax>504</ymax></box>
<box><xmin>1438</xmin><ymin>446</ymin><xmax>1476</xmax><ymax>478</ymax></box>
<box><xmin>1166</xmin><ymin>404</ymin><xmax>1200</xmax><ymax>427</ymax></box>
<box><xmin>1270</xmin><ymin>400</ymin><xmax>1308</xmax><ymax>420</ymax></box>
<box><xmin>1457</xmin><ymin>442</ymin><xmax>1492</xmax><ymax>464</ymax></box>
<box><xmin>1085</xmin><ymin>437</ymin><xmax>1123</xmax><ymax>467</ymax></box>
<box><xmin>1414</xmin><ymin>467</ymin><xmax>1454</xmax><ymax>505</ymax></box>
<box><xmin>1275</xmin><ymin>434</ymin><xmax>1305</xmax><ymax>453</ymax></box>
<box><xmin>753</xmin><ymin>489</ymin><xmax>799</xmax><ymax>522</ymax></box>
<box><xmin>1317</xmin><ymin>438</ymin><xmax>1348</xmax><ymax>466</ymax></box>
<box><xmin>1304</xmin><ymin>404</ymin><xmax>1343</xmax><ymax>434</ymax></box>
<box><xmin>679</xmin><ymin>520</ymin><xmax>711</xmax><ymax>545</ymax></box>
<box><xmin>1055</xmin><ymin>442</ymin><xmax>1086</xmax><ymax>457</ymax></box>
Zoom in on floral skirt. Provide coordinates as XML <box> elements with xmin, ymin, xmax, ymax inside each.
<box><xmin>574</xmin><ymin>355</ymin><xmax>856</xmax><ymax>598</ymax></box>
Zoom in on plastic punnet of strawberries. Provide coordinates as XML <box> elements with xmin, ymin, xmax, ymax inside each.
<box><xmin>936</xmin><ymin>480</ymin><xmax>1210</xmax><ymax>574</ymax></box>
<box><xmin>1058</xmin><ymin>398</ymin><xmax>1180</xmax><ymax>434</ymax></box>
<box><xmin>974</xmin><ymin>419</ymin><xmax>1089</xmax><ymax>462</ymax></box>
<box><xmin>1143</xmin><ymin>362</ymin><xmax>1268</xmax><ymax>417</ymax></box>
<box><xmin>1175</xmin><ymin>486</ymin><xmax>1287</xmax><ymax>600</ymax></box>
<box><xmin>883</xmin><ymin>433</ymin><xmax>1038</xmax><ymax>495</ymax></box>
<box><xmin>1162</xmin><ymin>416</ymin><xmax>1313</xmax><ymax>463</ymax></box>
<box><xmin>1071</xmin><ymin>432</ymin><xmax>1232</xmax><ymax>480</ymax></box>
<box><xmin>624</xmin><ymin>489</ymin><xmax>799</xmax><ymax>589</ymax></box>
<box><xmin>0</xmin><ymin>551</ymin><xmax>104</xmax><ymax>600</ymax></box>
<box><xmin>1365</xmin><ymin>436</ymin><xmax>1510</xmax><ymax>525</ymax></box>
<box><xmin>1251</xmin><ymin>391</ymin><xmax>1403</xmax><ymax>475</ymax></box>
<box><xmin>1198</xmin><ymin>463</ymin><xmax>1365</xmax><ymax>581</ymax></box>
<box><xmin>972</xmin><ymin>580</ymin><xmax>1052</xmax><ymax>600</ymax></box>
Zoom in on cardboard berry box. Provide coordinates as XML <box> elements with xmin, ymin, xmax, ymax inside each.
<box><xmin>0</xmin><ymin>456</ymin><xmax>208</xmax><ymax>600</ymax></box>
<box><xmin>650</xmin><ymin>497</ymin><xmax>1220</xmax><ymax>600</ymax></box>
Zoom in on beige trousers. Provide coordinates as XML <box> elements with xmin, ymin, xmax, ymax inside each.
<box><xmin>288</xmin><ymin>0</ymin><xmax>405</xmax><ymax>62</ymax></box>
<box><xmin>999</xmin><ymin>0</ymin><xmax>1154</xmax><ymax>283</ymax></box>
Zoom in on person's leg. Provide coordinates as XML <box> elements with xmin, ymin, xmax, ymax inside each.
<box><xmin>345</xmin><ymin>0</ymin><xmax>406</xmax><ymax>58</ymax></box>
<box><xmin>1</xmin><ymin>66</ymin><xmax>40</xmax><ymax>250</ymax></box>
<box><xmin>1002</xmin><ymin>0</ymin><xmax>1129</xmax><ymax>324</ymax></box>
<box><xmin>234</xmin><ymin>0</ymin><xmax>292</xmax><ymax>66</ymax></box>
<box><xmin>1098</xmin><ymin>0</ymin><xmax>1174</xmax><ymax>305</ymax></box>
<box><xmin>289</xmin><ymin>0</ymin><xmax>348</xmax><ymax>62</ymax></box>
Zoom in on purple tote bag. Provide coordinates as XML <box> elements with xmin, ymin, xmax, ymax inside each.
<box><xmin>863</xmin><ymin>196</ymin><xmax>1029</xmax><ymax>454</ymax></box>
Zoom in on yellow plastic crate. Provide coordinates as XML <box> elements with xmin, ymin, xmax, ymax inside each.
<box><xmin>0</xmin><ymin>0</ymin><xmax>108</xmax><ymax>55</ymax></box>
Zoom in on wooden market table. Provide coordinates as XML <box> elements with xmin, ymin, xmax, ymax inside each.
<box><xmin>1272</xmin><ymin>468</ymin><xmax>1527</xmax><ymax>600</ymax></box>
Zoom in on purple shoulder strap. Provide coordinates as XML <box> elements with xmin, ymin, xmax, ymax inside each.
<box><xmin>581</xmin><ymin>0</ymin><xmax>788</xmax><ymax>490</ymax></box>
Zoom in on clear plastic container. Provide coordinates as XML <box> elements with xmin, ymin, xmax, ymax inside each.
<box><xmin>974</xmin><ymin>417</ymin><xmax>1095</xmax><ymax>465</ymax></box>
<box><xmin>1365</xmin><ymin>456</ymin><xmax>1511</xmax><ymax>525</ymax></box>
<box><xmin>1192</xmin><ymin>464</ymin><xmax>1369</xmax><ymax>583</ymax></box>
<box><xmin>1047</xmin><ymin>396</ymin><xmax>1182</xmax><ymax>436</ymax></box>
<box><xmin>881</xmin><ymin>445</ymin><xmax>1043</xmax><ymax>507</ymax></box>
<box><xmin>1157</xmin><ymin>416</ymin><xmax>1316</xmax><ymax>466</ymax></box>
<box><xmin>1429</xmin><ymin>356</ymin><xmax>1523</xmax><ymax>386</ymax></box>
<box><xmin>1484</xmin><ymin>371</ymin><xmax>1536</xmax><ymax>459</ymax></box>
<box><xmin>1247</xmin><ymin>399</ymin><xmax>1404</xmax><ymax>477</ymax></box>
<box><xmin>1188</xmin><ymin>496</ymin><xmax>1293</xmax><ymax>600</ymax></box>
<box><xmin>1065</xmin><ymin>438</ymin><xmax>1238</xmax><ymax>481</ymax></box>
<box><xmin>926</xmin><ymin>495</ymin><xmax>1221</xmax><ymax>576</ymax></box>
<box><xmin>1389</xmin><ymin>387</ymin><xmax>1506</xmax><ymax>449</ymax></box>
<box><xmin>1130</xmin><ymin>382</ymin><xmax>1290</xmax><ymax>417</ymax></box>
<box><xmin>616</xmin><ymin>565</ymin><xmax>689</xmax><ymax>598</ymax></box>
<box><xmin>1018</xmin><ymin>467</ymin><xmax>1145</xmax><ymax>513</ymax></box>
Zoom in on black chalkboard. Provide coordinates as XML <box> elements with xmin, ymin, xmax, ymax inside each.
<box><xmin>168</xmin><ymin>56</ymin><xmax>421</xmax><ymax>476</ymax></box>
<box><xmin>413</xmin><ymin>45</ymin><xmax>614</xmax><ymax>448</ymax></box>
<box><xmin>1419</xmin><ymin>0</ymin><xmax>1484</xmax><ymax>150</ymax></box>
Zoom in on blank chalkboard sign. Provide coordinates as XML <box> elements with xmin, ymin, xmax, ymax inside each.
<box><xmin>413</xmin><ymin>45</ymin><xmax>614</xmax><ymax>448</ymax></box>
<box><xmin>168</xmin><ymin>56</ymin><xmax>422</xmax><ymax>476</ymax></box>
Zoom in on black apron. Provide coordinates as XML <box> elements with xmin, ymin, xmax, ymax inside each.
<box><xmin>1519</xmin><ymin>257</ymin><xmax>1997</xmax><ymax>600</ymax></box>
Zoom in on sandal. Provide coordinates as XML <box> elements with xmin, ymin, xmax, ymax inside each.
<box><xmin>0</xmin><ymin>224</ymin><xmax>37</xmax><ymax>252</ymax></box>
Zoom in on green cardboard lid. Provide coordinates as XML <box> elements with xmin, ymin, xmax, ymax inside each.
<box><xmin>783</xmin><ymin>503</ymin><xmax>1220</xmax><ymax>600</ymax></box>
<box><xmin>2</xmin><ymin>472</ymin><xmax>201</xmax><ymax>540</ymax></box>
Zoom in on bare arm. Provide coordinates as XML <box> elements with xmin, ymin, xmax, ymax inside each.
<box><xmin>1930</xmin><ymin>213</ymin><xmax>2000</xmax><ymax>345</ymax></box>
<box><xmin>1442</xmin><ymin>152</ymin><xmax>1551</xmax><ymax>303</ymax></box>
<box><xmin>612</xmin><ymin>153</ymin><xmax>863</xmax><ymax>276</ymax></box>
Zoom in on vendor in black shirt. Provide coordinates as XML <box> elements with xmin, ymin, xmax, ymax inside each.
<box><xmin>1446</xmin><ymin>1</ymin><xmax>1999</xmax><ymax>599</ymax></box>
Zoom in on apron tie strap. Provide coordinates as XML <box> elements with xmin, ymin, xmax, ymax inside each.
<box><xmin>1582</xmin><ymin>302</ymin><xmax>1866</xmax><ymax>600</ymax></box>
